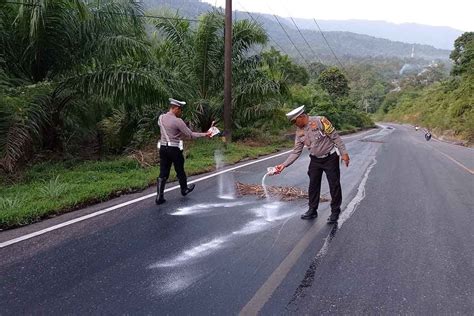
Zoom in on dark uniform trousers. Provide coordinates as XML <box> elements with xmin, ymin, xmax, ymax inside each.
<box><xmin>308</xmin><ymin>152</ymin><xmax>342</xmax><ymax>213</ymax></box>
<box><xmin>159</xmin><ymin>145</ymin><xmax>188</xmax><ymax>189</ymax></box>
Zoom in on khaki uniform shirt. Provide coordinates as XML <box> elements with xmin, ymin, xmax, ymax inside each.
<box><xmin>282</xmin><ymin>116</ymin><xmax>348</xmax><ymax>167</ymax></box>
<box><xmin>158</xmin><ymin>112</ymin><xmax>207</xmax><ymax>143</ymax></box>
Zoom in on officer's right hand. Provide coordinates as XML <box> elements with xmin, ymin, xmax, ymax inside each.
<box><xmin>341</xmin><ymin>153</ymin><xmax>350</xmax><ymax>167</ymax></box>
<box><xmin>274</xmin><ymin>164</ymin><xmax>285</xmax><ymax>174</ymax></box>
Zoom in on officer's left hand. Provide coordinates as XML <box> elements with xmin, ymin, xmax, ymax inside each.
<box><xmin>341</xmin><ymin>153</ymin><xmax>350</xmax><ymax>167</ymax></box>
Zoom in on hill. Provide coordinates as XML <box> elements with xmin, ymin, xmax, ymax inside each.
<box><xmin>379</xmin><ymin>76</ymin><xmax>474</xmax><ymax>145</ymax></box>
<box><xmin>289</xmin><ymin>19</ymin><xmax>464</xmax><ymax>50</ymax></box>
<box><xmin>143</xmin><ymin>0</ymin><xmax>451</xmax><ymax>62</ymax></box>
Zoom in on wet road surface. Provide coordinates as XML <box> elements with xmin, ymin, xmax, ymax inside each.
<box><xmin>0</xmin><ymin>124</ymin><xmax>473</xmax><ymax>314</ymax></box>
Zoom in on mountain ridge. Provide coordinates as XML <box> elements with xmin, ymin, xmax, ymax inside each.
<box><xmin>143</xmin><ymin>0</ymin><xmax>452</xmax><ymax>62</ymax></box>
<box><xmin>287</xmin><ymin>18</ymin><xmax>463</xmax><ymax>50</ymax></box>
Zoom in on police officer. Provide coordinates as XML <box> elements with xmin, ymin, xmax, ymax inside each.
<box><xmin>156</xmin><ymin>98</ymin><xmax>211</xmax><ymax>205</ymax></box>
<box><xmin>273</xmin><ymin>105</ymin><xmax>350</xmax><ymax>224</ymax></box>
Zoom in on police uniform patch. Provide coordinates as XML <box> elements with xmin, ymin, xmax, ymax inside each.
<box><xmin>321</xmin><ymin>117</ymin><xmax>334</xmax><ymax>134</ymax></box>
<box><xmin>310</xmin><ymin>121</ymin><xmax>318</xmax><ymax>129</ymax></box>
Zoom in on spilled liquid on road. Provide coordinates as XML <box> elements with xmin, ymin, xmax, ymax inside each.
<box><xmin>149</xmin><ymin>153</ymin><xmax>298</xmax><ymax>295</ymax></box>
<box><xmin>214</xmin><ymin>149</ymin><xmax>236</xmax><ymax>199</ymax></box>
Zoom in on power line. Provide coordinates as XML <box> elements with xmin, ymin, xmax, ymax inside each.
<box><xmin>264</xmin><ymin>3</ymin><xmax>310</xmax><ymax>66</ymax></box>
<box><xmin>312</xmin><ymin>18</ymin><xmax>345</xmax><ymax>70</ymax></box>
<box><xmin>242</xmin><ymin>13</ymin><xmax>288</xmax><ymax>54</ymax></box>
<box><xmin>2</xmin><ymin>1</ymin><xmax>37</xmax><ymax>5</ymax></box>
<box><xmin>5</xmin><ymin>0</ymin><xmax>341</xmax><ymax>70</ymax></box>
<box><xmin>272</xmin><ymin>14</ymin><xmax>309</xmax><ymax>66</ymax></box>
<box><xmin>228</xmin><ymin>10</ymin><xmax>260</xmax><ymax>56</ymax></box>
<box><xmin>289</xmin><ymin>16</ymin><xmax>323</xmax><ymax>64</ymax></box>
<box><xmin>108</xmin><ymin>13</ymin><xmax>199</xmax><ymax>22</ymax></box>
<box><xmin>276</xmin><ymin>1</ymin><xmax>323</xmax><ymax>64</ymax></box>
<box><xmin>234</xmin><ymin>1</ymin><xmax>288</xmax><ymax>55</ymax></box>
<box><xmin>2</xmin><ymin>1</ymin><xmax>200</xmax><ymax>21</ymax></box>
<box><xmin>158</xmin><ymin>0</ymin><xmax>197</xmax><ymax>22</ymax></box>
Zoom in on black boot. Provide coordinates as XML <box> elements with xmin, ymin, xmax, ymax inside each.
<box><xmin>327</xmin><ymin>209</ymin><xmax>340</xmax><ymax>224</ymax></box>
<box><xmin>179</xmin><ymin>177</ymin><xmax>195</xmax><ymax>196</ymax></box>
<box><xmin>301</xmin><ymin>207</ymin><xmax>318</xmax><ymax>220</ymax></box>
<box><xmin>155</xmin><ymin>178</ymin><xmax>167</xmax><ymax>205</ymax></box>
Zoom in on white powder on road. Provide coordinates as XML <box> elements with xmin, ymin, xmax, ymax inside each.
<box><xmin>171</xmin><ymin>201</ymin><xmax>251</xmax><ymax>216</ymax></box>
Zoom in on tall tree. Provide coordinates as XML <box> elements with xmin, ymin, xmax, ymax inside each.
<box><xmin>0</xmin><ymin>0</ymin><xmax>172</xmax><ymax>171</ymax></box>
<box><xmin>450</xmin><ymin>32</ymin><xmax>474</xmax><ymax>76</ymax></box>
<box><xmin>153</xmin><ymin>11</ymin><xmax>281</xmax><ymax>131</ymax></box>
<box><xmin>308</xmin><ymin>62</ymin><xmax>327</xmax><ymax>79</ymax></box>
<box><xmin>317</xmin><ymin>67</ymin><xmax>350</xmax><ymax>99</ymax></box>
<box><xmin>261</xmin><ymin>48</ymin><xmax>309</xmax><ymax>86</ymax></box>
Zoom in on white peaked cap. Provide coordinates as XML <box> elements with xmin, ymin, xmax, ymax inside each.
<box><xmin>169</xmin><ymin>98</ymin><xmax>186</xmax><ymax>107</ymax></box>
<box><xmin>285</xmin><ymin>105</ymin><xmax>305</xmax><ymax>121</ymax></box>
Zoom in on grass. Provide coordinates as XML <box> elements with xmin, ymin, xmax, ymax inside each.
<box><xmin>0</xmin><ymin>137</ymin><xmax>292</xmax><ymax>230</ymax></box>
<box><xmin>378</xmin><ymin>75</ymin><xmax>474</xmax><ymax>145</ymax></box>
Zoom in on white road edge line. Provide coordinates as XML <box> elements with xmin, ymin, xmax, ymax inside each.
<box><xmin>0</xmin><ymin>150</ymin><xmax>292</xmax><ymax>249</ymax></box>
<box><xmin>0</xmin><ymin>131</ymin><xmax>373</xmax><ymax>249</ymax></box>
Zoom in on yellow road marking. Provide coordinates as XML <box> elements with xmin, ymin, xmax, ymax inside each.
<box><xmin>239</xmin><ymin>219</ymin><xmax>327</xmax><ymax>316</ymax></box>
<box><xmin>434</xmin><ymin>148</ymin><xmax>474</xmax><ymax>175</ymax></box>
<box><xmin>412</xmin><ymin>138</ymin><xmax>473</xmax><ymax>175</ymax></box>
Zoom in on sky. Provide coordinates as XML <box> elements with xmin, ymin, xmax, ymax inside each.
<box><xmin>203</xmin><ymin>0</ymin><xmax>473</xmax><ymax>31</ymax></box>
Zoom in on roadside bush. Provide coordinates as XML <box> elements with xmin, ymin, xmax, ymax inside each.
<box><xmin>232</xmin><ymin>127</ymin><xmax>255</xmax><ymax>141</ymax></box>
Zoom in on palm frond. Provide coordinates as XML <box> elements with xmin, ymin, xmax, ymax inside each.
<box><xmin>0</xmin><ymin>88</ymin><xmax>49</xmax><ymax>172</ymax></box>
<box><xmin>194</xmin><ymin>11</ymin><xmax>224</xmax><ymax>99</ymax></box>
<box><xmin>153</xmin><ymin>14</ymin><xmax>191</xmax><ymax>52</ymax></box>
<box><xmin>98</xmin><ymin>107</ymin><xmax>126</xmax><ymax>150</ymax></box>
<box><xmin>66</xmin><ymin>63</ymin><xmax>171</xmax><ymax>106</ymax></box>
<box><xmin>94</xmin><ymin>0</ymin><xmax>145</xmax><ymax>36</ymax></box>
<box><xmin>232</xmin><ymin>19</ymin><xmax>268</xmax><ymax>57</ymax></box>
<box><xmin>95</xmin><ymin>35</ymin><xmax>152</xmax><ymax>61</ymax></box>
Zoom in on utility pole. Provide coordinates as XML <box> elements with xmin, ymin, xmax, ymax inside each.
<box><xmin>224</xmin><ymin>0</ymin><xmax>232</xmax><ymax>142</ymax></box>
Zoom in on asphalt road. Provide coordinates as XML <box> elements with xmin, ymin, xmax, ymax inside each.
<box><xmin>0</xmin><ymin>124</ymin><xmax>472</xmax><ymax>315</ymax></box>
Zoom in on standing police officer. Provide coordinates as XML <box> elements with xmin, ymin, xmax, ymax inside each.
<box><xmin>156</xmin><ymin>98</ymin><xmax>211</xmax><ymax>205</ymax></box>
<box><xmin>273</xmin><ymin>106</ymin><xmax>350</xmax><ymax>224</ymax></box>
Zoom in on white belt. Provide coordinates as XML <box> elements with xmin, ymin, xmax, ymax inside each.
<box><xmin>157</xmin><ymin>140</ymin><xmax>184</xmax><ymax>150</ymax></box>
<box><xmin>314</xmin><ymin>147</ymin><xmax>337</xmax><ymax>159</ymax></box>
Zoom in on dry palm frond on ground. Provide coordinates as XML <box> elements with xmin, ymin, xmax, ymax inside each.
<box><xmin>235</xmin><ymin>182</ymin><xmax>330</xmax><ymax>202</ymax></box>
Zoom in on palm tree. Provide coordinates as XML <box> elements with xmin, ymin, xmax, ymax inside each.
<box><xmin>0</xmin><ymin>0</ymin><xmax>173</xmax><ymax>172</ymax></box>
<box><xmin>153</xmin><ymin>11</ymin><xmax>282</xmax><ymax>132</ymax></box>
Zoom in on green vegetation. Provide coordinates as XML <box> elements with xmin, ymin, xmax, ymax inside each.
<box><xmin>450</xmin><ymin>32</ymin><xmax>474</xmax><ymax>76</ymax></box>
<box><xmin>0</xmin><ymin>1</ymin><xmax>375</xmax><ymax>229</ymax></box>
<box><xmin>376</xmin><ymin>32</ymin><xmax>474</xmax><ymax>145</ymax></box>
<box><xmin>0</xmin><ymin>137</ymin><xmax>291</xmax><ymax>229</ymax></box>
<box><xmin>0</xmin><ymin>1</ymin><xmax>299</xmax><ymax>172</ymax></box>
<box><xmin>378</xmin><ymin>77</ymin><xmax>473</xmax><ymax>144</ymax></box>
<box><xmin>290</xmin><ymin>66</ymin><xmax>374</xmax><ymax>132</ymax></box>
<box><xmin>3</xmin><ymin>0</ymin><xmax>468</xmax><ymax>232</ymax></box>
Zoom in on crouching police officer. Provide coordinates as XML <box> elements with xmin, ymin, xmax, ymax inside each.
<box><xmin>156</xmin><ymin>98</ymin><xmax>211</xmax><ymax>205</ymax></box>
<box><xmin>273</xmin><ymin>106</ymin><xmax>350</xmax><ymax>224</ymax></box>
